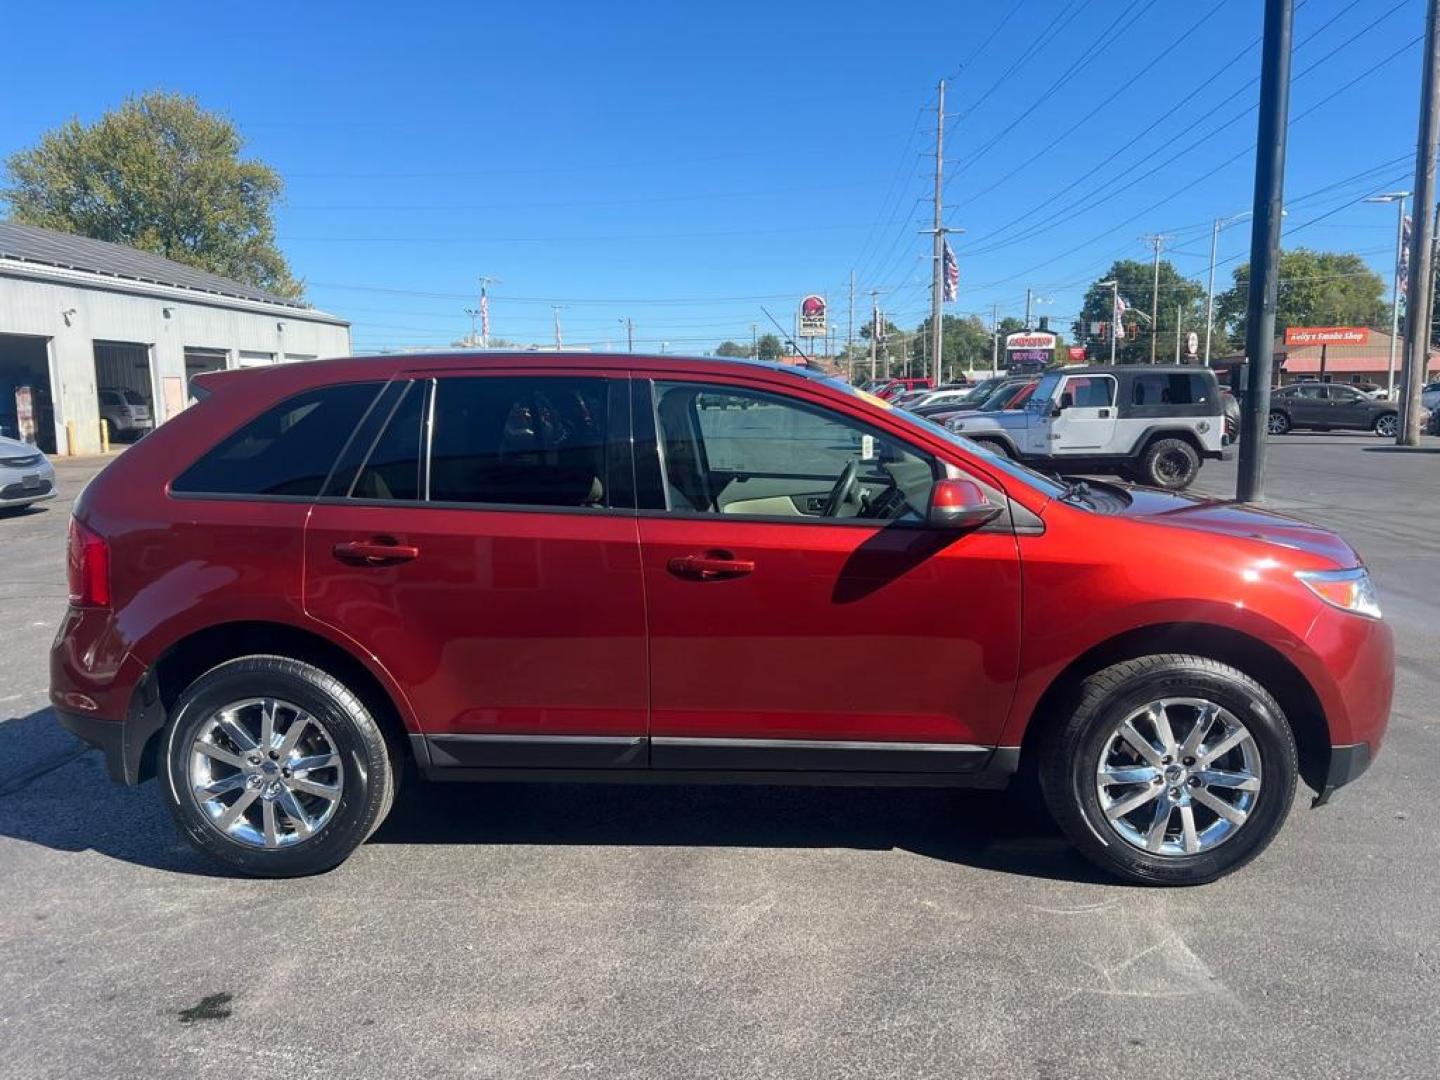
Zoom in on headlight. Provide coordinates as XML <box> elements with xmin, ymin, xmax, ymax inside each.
<box><xmin>1296</xmin><ymin>568</ymin><xmax>1382</xmax><ymax>619</ymax></box>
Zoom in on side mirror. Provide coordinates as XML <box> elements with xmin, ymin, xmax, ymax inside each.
<box><xmin>928</xmin><ymin>478</ymin><xmax>1003</xmax><ymax>531</ymax></box>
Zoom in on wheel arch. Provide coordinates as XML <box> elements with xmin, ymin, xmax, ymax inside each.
<box><xmin>134</xmin><ymin>620</ymin><xmax>414</xmax><ymax>784</ymax></box>
<box><xmin>1016</xmin><ymin>622</ymin><xmax>1330</xmax><ymax>795</ymax></box>
<box><xmin>1132</xmin><ymin>426</ymin><xmax>1204</xmax><ymax>458</ymax></box>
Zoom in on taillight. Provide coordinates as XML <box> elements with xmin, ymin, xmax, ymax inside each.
<box><xmin>67</xmin><ymin>518</ymin><xmax>111</xmax><ymax>608</ymax></box>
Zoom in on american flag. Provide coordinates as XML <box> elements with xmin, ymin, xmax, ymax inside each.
<box><xmin>1399</xmin><ymin>215</ymin><xmax>1412</xmax><ymax>303</ymax></box>
<box><xmin>1114</xmin><ymin>293</ymin><xmax>1129</xmax><ymax>340</ymax></box>
<box><xmin>480</xmin><ymin>285</ymin><xmax>490</xmax><ymax>343</ymax></box>
<box><xmin>942</xmin><ymin>240</ymin><xmax>959</xmax><ymax>302</ymax></box>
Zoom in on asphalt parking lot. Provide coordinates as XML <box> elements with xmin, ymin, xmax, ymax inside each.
<box><xmin>2</xmin><ymin>434</ymin><xmax>1437</xmax><ymax>1080</ymax></box>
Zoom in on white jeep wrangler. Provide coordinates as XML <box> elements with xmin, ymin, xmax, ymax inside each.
<box><xmin>945</xmin><ymin>365</ymin><xmax>1230</xmax><ymax>490</ymax></box>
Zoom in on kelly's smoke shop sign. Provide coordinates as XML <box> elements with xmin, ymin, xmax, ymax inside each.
<box><xmin>1283</xmin><ymin>326</ymin><xmax>1370</xmax><ymax>347</ymax></box>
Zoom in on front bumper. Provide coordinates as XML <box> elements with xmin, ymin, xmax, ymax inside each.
<box><xmin>1311</xmin><ymin>742</ymin><xmax>1373</xmax><ymax>806</ymax></box>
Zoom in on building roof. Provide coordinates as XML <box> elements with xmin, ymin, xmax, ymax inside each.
<box><xmin>0</xmin><ymin>219</ymin><xmax>318</xmax><ymax>312</ymax></box>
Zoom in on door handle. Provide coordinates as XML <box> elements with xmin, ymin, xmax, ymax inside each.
<box><xmin>1098</xmin><ymin>408</ymin><xmax>1111</xmax><ymax>418</ymax></box>
<box><xmin>333</xmin><ymin>538</ymin><xmax>421</xmax><ymax>564</ymax></box>
<box><xmin>667</xmin><ymin>552</ymin><xmax>755</xmax><ymax>580</ymax></box>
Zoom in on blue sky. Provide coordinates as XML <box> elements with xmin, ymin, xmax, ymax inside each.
<box><xmin>0</xmin><ymin>0</ymin><xmax>1427</xmax><ymax>355</ymax></box>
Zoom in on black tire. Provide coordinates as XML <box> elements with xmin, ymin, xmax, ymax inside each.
<box><xmin>973</xmin><ymin>437</ymin><xmax>1011</xmax><ymax>458</ymax></box>
<box><xmin>162</xmin><ymin>655</ymin><xmax>396</xmax><ymax>877</ymax></box>
<box><xmin>1267</xmin><ymin>410</ymin><xmax>1291</xmax><ymax>436</ymax></box>
<box><xmin>1038</xmin><ymin>655</ymin><xmax>1298</xmax><ymax>886</ymax></box>
<box><xmin>1373</xmin><ymin>412</ymin><xmax>1398</xmax><ymax>438</ymax></box>
<box><xmin>1139</xmin><ymin>437</ymin><xmax>1200</xmax><ymax>490</ymax></box>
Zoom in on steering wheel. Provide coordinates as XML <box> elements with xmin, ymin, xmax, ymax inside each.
<box><xmin>823</xmin><ymin>460</ymin><xmax>860</xmax><ymax>517</ymax></box>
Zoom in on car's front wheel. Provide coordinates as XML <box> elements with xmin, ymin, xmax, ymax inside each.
<box><xmin>1373</xmin><ymin>412</ymin><xmax>1398</xmax><ymax>437</ymax></box>
<box><xmin>1039</xmin><ymin>655</ymin><xmax>1298</xmax><ymax>885</ymax></box>
<box><xmin>162</xmin><ymin>655</ymin><xmax>396</xmax><ymax>877</ymax></box>
<box><xmin>1267</xmin><ymin>410</ymin><xmax>1291</xmax><ymax>435</ymax></box>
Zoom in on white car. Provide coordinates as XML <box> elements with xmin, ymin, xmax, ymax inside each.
<box><xmin>1422</xmin><ymin>381</ymin><xmax>1440</xmax><ymax>412</ymax></box>
<box><xmin>0</xmin><ymin>434</ymin><xmax>57</xmax><ymax>510</ymax></box>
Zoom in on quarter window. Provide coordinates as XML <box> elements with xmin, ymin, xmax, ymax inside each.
<box><xmin>352</xmin><ymin>381</ymin><xmax>426</xmax><ymax>501</ymax></box>
<box><xmin>172</xmin><ymin>382</ymin><xmax>381</xmax><ymax>497</ymax></box>
<box><xmin>1130</xmin><ymin>372</ymin><xmax>1210</xmax><ymax>406</ymax></box>
<box><xmin>429</xmin><ymin>376</ymin><xmax>611</xmax><ymax>508</ymax></box>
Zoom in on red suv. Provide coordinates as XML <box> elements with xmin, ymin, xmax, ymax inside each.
<box><xmin>52</xmin><ymin>354</ymin><xmax>1392</xmax><ymax>883</ymax></box>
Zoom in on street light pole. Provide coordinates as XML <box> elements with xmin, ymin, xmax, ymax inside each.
<box><xmin>1366</xmin><ymin>192</ymin><xmax>1411</xmax><ymax>399</ymax></box>
<box><xmin>1098</xmin><ymin>279</ymin><xmax>1119</xmax><ymax>364</ymax></box>
<box><xmin>1205</xmin><ymin>212</ymin><xmax>1252</xmax><ymax>364</ymax></box>
<box><xmin>1237</xmin><ymin>0</ymin><xmax>1295</xmax><ymax>502</ymax></box>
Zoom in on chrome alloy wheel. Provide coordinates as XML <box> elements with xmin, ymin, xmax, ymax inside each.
<box><xmin>1095</xmin><ymin>698</ymin><xmax>1261</xmax><ymax>857</ymax></box>
<box><xmin>187</xmin><ymin>697</ymin><xmax>344</xmax><ymax>849</ymax></box>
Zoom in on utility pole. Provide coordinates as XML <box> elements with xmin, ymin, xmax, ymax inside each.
<box><xmin>1142</xmin><ymin>235</ymin><xmax>1171</xmax><ymax>363</ymax></box>
<box><xmin>1365</xmin><ymin>193</ymin><xmax>1410</xmax><ymax>397</ymax></box>
<box><xmin>1025</xmin><ymin>288</ymin><xmax>1033</xmax><ymax>328</ymax></box>
<box><xmin>552</xmin><ymin>306</ymin><xmax>564</xmax><ymax>350</ymax></box>
<box><xmin>991</xmin><ymin>303</ymin><xmax>999</xmax><ymax>370</ymax></box>
<box><xmin>847</xmin><ymin>270</ymin><xmax>856</xmax><ymax>383</ymax></box>
<box><xmin>1401</xmin><ymin>0</ymin><xmax>1440</xmax><ymax>444</ymax></box>
<box><xmin>1175</xmin><ymin>303</ymin><xmax>1184</xmax><ymax>363</ymax></box>
<box><xmin>1099</xmin><ymin>279</ymin><xmax>1119</xmax><ymax>364</ymax></box>
<box><xmin>1237</xmin><ymin>0</ymin><xmax>1294</xmax><ymax>502</ymax></box>
<box><xmin>463</xmin><ymin>307</ymin><xmax>480</xmax><ymax>346</ymax></box>
<box><xmin>929</xmin><ymin>79</ymin><xmax>946</xmax><ymax>389</ymax></box>
<box><xmin>869</xmin><ymin>289</ymin><xmax>880</xmax><ymax>381</ymax></box>
<box><xmin>477</xmin><ymin>275</ymin><xmax>500</xmax><ymax>348</ymax></box>
<box><xmin>618</xmin><ymin>317</ymin><xmax>634</xmax><ymax>352</ymax></box>
<box><xmin>751</xmin><ymin>323</ymin><xmax>758</xmax><ymax>361</ymax></box>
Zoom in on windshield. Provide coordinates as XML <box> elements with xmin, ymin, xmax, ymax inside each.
<box><xmin>826</xmin><ymin>379</ymin><xmax>1066</xmax><ymax>499</ymax></box>
<box><xmin>1028</xmin><ymin>372</ymin><xmax>1062</xmax><ymax>410</ymax></box>
<box><xmin>980</xmin><ymin>381</ymin><xmax>1023</xmax><ymax>410</ymax></box>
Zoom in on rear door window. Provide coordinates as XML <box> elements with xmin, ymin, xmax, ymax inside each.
<box><xmin>172</xmin><ymin>382</ymin><xmax>382</xmax><ymax>497</ymax></box>
<box><xmin>428</xmin><ymin>376</ymin><xmax>613</xmax><ymax>508</ymax></box>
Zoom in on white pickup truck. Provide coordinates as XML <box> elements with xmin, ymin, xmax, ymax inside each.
<box><xmin>944</xmin><ymin>365</ymin><xmax>1231</xmax><ymax>490</ymax></box>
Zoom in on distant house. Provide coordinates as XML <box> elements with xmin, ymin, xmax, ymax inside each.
<box><xmin>1213</xmin><ymin>328</ymin><xmax>1440</xmax><ymax>389</ymax></box>
<box><xmin>0</xmin><ymin>220</ymin><xmax>350</xmax><ymax>454</ymax></box>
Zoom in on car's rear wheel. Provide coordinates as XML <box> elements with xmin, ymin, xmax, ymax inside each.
<box><xmin>1139</xmin><ymin>437</ymin><xmax>1200</xmax><ymax>490</ymax></box>
<box><xmin>1267</xmin><ymin>410</ymin><xmax>1291</xmax><ymax>435</ymax></box>
<box><xmin>162</xmin><ymin>655</ymin><xmax>396</xmax><ymax>877</ymax></box>
<box><xmin>1373</xmin><ymin>412</ymin><xmax>1398</xmax><ymax>437</ymax></box>
<box><xmin>1039</xmin><ymin>655</ymin><xmax>1298</xmax><ymax>886</ymax></box>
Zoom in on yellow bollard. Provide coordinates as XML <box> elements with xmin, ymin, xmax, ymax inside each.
<box><xmin>65</xmin><ymin>420</ymin><xmax>77</xmax><ymax>457</ymax></box>
<box><xmin>99</xmin><ymin>419</ymin><xmax>110</xmax><ymax>454</ymax></box>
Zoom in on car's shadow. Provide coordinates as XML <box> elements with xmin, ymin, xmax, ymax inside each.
<box><xmin>0</xmin><ymin>707</ymin><xmax>1114</xmax><ymax>885</ymax></box>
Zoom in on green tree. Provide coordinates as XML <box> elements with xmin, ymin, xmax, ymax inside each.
<box><xmin>1215</xmin><ymin>248</ymin><xmax>1387</xmax><ymax>345</ymax></box>
<box><xmin>756</xmin><ymin>333</ymin><xmax>783</xmax><ymax>361</ymax></box>
<box><xmin>714</xmin><ymin>340</ymin><xmax>751</xmax><ymax>358</ymax></box>
<box><xmin>912</xmin><ymin>314</ymin><xmax>997</xmax><ymax>378</ymax></box>
<box><xmin>3</xmin><ymin>90</ymin><xmax>301</xmax><ymax>298</ymax></box>
<box><xmin>1074</xmin><ymin>260</ymin><xmax>1205</xmax><ymax>364</ymax></box>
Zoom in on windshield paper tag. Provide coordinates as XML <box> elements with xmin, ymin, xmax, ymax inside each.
<box><xmin>861</xmin><ymin>434</ymin><xmax>875</xmax><ymax>461</ymax></box>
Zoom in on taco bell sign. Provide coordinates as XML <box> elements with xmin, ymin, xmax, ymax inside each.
<box><xmin>799</xmin><ymin>295</ymin><xmax>827</xmax><ymax>338</ymax></box>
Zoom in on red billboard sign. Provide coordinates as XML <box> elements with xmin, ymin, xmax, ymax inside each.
<box><xmin>1283</xmin><ymin>326</ymin><xmax>1370</xmax><ymax>347</ymax></box>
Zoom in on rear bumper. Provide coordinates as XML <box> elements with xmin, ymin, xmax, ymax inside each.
<box><xmin>57</xmin><ymin>710</ymin><xmax>131</xmax><ymax>784</ymax></box>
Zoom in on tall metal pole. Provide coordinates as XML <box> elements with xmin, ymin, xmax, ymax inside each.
<box><xmin>930</xmin><ymin>80</ymin><xmax>946</xmax><ymax>389</ymax></box>
<box><xmin>1175</xmin><ymin>303</ymin><xmax>1184</xmax><ymax>363</ymax></box>
<box><xmin>752</xmin><ymin>323</ymin><xmax>758</xmax><ymax>361</ymax></box>
<box><xmin>847</xmin><ymin>269</ymin><xmax>856</xmax><ymax>383</ymax></box>
<box><xmin>1402</xmin><ymin>0</ymin><xmax>1440</xmax><ymax>445</ymax></box>
<box><xmin>1112</xmin><ymin>279</ymin><xmax>1119</xmax><ymax>365</ymax></box>
<box><xmin>1389</xmin><ymin>196</ymin><xmax>1407</xmax><ymax>397</ymax></box>
<box><xmin>1205</xmin><ymin>219</ymin><xmax>1221</xmax><ymax>364</ymax></box>
<box><xmin>552</xmin><ymin>306</ymin><xmax>563</xmax><ymax>350</ymax></box>
<box><xmin>869</xmin><ymin>290</ymin><xmax>879</xmax><ymax>381</ymax></box>
<box><xmin>1143</xmin><ymin>235</ymin><xmax>1169</xmax><ymax>363</ymax></box>
<box><xmin>1024</xmin><ymin>288</ymin><xmax>1033</xmax><ymax>327</ymax></box>
<box><xmin>1237</xmin><ymin>0</ymin><xmax>1295</xmax><ymax>502</ymax></box>
<box><xmin>991</xmin><ymin>303</ymin><xmax>999</xmax><ymax>370</ymax></box>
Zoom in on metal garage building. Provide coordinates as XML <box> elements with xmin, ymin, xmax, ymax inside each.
<box><xmin>0</xmin><ymin>220</ymin><xmax>350</xmax><ymax>455</ymax></box>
